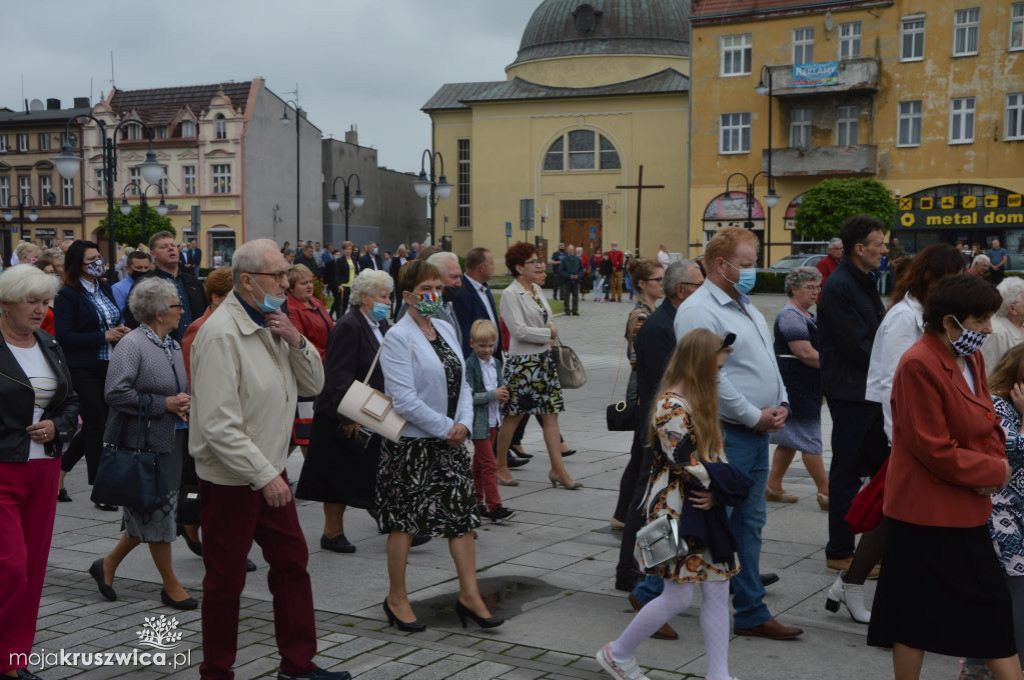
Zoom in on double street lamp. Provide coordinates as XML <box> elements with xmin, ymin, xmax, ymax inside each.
<box><xmin>120</xmin><ymin>180</ymin><xmax>168</xmax><ymax>235</ymax></box>
<box><xmin>413</xmin><ymin>149</ymin><xmax>452</xmax><ymax>244</ymax></box>
<box><xmin>326</xmin><ymin>174</ymin><xmax>365</xmax><ymax>242</ymax></box>
<box><xmin>725</xmin><ymin>170</ymin><xmax>779</xmax><ymax>266</ymax></box>
<box><xmin>53</xmin><ymin>116</ymin><xmax>166</xmax><ymax>276</ymax></box>
<box><xmin>3</xmin><ymin>192</ymin><xmax>56</xmax><ymax>265</ymax></box>
<box><xmin>279</xmin><ymin>98</ymin><xmax>302</xmax><ymax>246</ymax></box>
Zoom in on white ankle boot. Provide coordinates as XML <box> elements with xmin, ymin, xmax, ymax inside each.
<box><xmin>824</xmin><ymin>572</ymin><xmax>870</xmax><ymax>624</ymax></box>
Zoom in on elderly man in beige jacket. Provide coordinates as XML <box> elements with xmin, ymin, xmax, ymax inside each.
<box><xmin>189</xmin><ymin>239</ymin><xmax>346</xmax><ymax>680</ymax></box>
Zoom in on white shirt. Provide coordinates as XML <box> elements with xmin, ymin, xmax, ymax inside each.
<box><xmin>963</xmin><ymin>362</ymin><xmax>977</xmax><ymax>395</ymax></box>
<box><xmin>865</xmin><ymin>294</ymin><xmax>923</xmax><ymax>443</ymax></box>
<box><xmin>479</xmin><ymin>355</ymin><xmax>500</xmax><ymax>427</ymax></box>
<box><xmin>469</xmin><ymin>276</ymin><xmax>496</xmax><ymax>326</ymax></box>
<box><xmin>981</xmin><ymin>315</ymin><xmax>1024</xmax><ymax>370</ymax></box>
<box><xmin>657</xmin><ymin>250</ymin><xmax>671</xmax><ymax>268</ymax></box>
<box><xmin>361</xmin><ymin>309</ymin><xmax>384</xmax><ymax>345</ymax></box>
<box><xmin>7</xmin><ymin>342</ymin><xmax>57</xmax><ymax>460</ymax></box>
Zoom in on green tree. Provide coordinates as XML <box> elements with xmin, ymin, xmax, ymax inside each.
<box><xmin>97</xmin><ymin>203</ymin><xmax>174</xmax><ymax>248</ymax></box>
<box><xmin>793</xmin><ymin>178</ymin><xmax>898</xmax><ymax>240</ymax></box>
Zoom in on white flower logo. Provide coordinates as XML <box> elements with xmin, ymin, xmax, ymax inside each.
<box><xmin>136</xmin><ymin>615</ymin><xmax>184</xmax><ymax>650</ymax></box>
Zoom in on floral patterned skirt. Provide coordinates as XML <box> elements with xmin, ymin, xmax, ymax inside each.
<box><xmin>375</xmin><ymin>436</ymin><xmax>480</xmax><ymax>538</ymax></box>
<box><xmin>502</xmin><ymin>351</ymin><xmax>564</xmax><ymax>417</ymax></box>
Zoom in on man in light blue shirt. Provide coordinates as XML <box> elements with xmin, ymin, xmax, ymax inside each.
<box><xmin>111</xmin><ymin>250</ymin><xmax>152</xmax><ymax>314</ymax></box>
<box><xmin>674</xmin><ymin>227</ymin><xmax>803</xmax><ymax>641</ymax></box>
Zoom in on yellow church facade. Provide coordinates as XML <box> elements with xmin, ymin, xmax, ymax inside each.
<box><xmin>424</xmin><ymin>0</ymin><xmax>694</xmax><ymax>261</ymax></box>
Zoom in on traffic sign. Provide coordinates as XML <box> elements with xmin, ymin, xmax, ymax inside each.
<box><xmin>505</xmin><ymin>222</ymin><xmax>512</xmax><ymax>238</ymax></box>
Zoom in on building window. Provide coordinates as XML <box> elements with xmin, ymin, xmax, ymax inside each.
<box><xmin>721</xmin><ymin>33</ymin><xmax>752</xmax><ymax>76</ymax></box>
<box><xmin>17</xmin><ymin>134</ymin><xmax>28</xmax><ymax>152</ymax></box>
<box><xmin>949</xmin><ymin>97</ymin><xmax>976</xmax><ymax>144</ymax></box>
<box><xmin>544</xmin><ymin>137</ymin><xmax>564</xmax><ymax>171</ymax></box>
<box><xmin>155</xmin><ymin>126</ymin><xmax>168</xmax><ymax>140</ymax></box>
<box><xmin>122</xmin><ymin>124</ymin><xmax>142</xmax><ymax>142</ymax></box>
<box><xmin>0</xmin><ymin>177</ymin><xmax>8</xmax><ymax>207</ymax></box>
<box><xmin>62</xmin><ymin>178</ymin><xmax>73</xmax><ymax>207</ymax></box>
<box><xmin>901</xmin><ymin>16</ymin><xmax>925</xmax><ymax>61</ymax></box>
<box><xmin>1011</xmin><ymin>3</ymin><xmax>1023</xmax><ymax>50</ymax></box>
<box><xmin>18</xmin><ymin>175</ymin><xmax>30</xmax><ymax>203</ymax></box>
<box><xmin>1007</xmin><ymin>93</ymin><xmax>1024</xmax><ymax>140</ymax></box>
<box><xmin>39</xmin><ymin>176</ymin><xmax>52</xmax><ymax>203</ymax></box>
<box><xmin>793</xmin><ymin>27</ymin><xmax>814</xmax><ymax>64</ymax></box>
<box><xmin>157</xmin><ymin>176</ymin><xmax>168</xmax><ymax>195</ymax></box>
<box><xmin>600</xmin><ymin>135</ymin><xmax>620</xmax><ymax>169</ymax></box>
<box><xmin>214</xmin><ymin>114</ymin><xmax>227</xmax><ymax>140</ymax></box>
<box><xmin>837</xmin><ymin>106</ymin><xmax>860</xmax><ymax>145</ymax></box>
<box><xmin>839</xmin><ymin>21</ymin><xmax>862</xmax><ymax>60</ymax></box>
<box><xmin>457</xmin><ymin>139</ymin><xmax>470</xmax><ymax>229</ymax></box>
<box><xmin>790</xmin><ymin>109</ymin><xmax>813</xmax><ymax>149</ymax></box>
<box><xmin>212</xmin><ymin>164</ymin><xmax>231</xmax><ymax>193</ymax></box>
<box><xmin>568</xmin><ymin>130</ymin><xmax>596</xmax><ymax>170</ymax></box>
<box><xmin>181</xmin><ymin>120</ymin><xmax>196</xmax><ymax>138</ymax></box>
<box><xmin>953</xmin><ymin>7</ymin><xmax>980</xmax><ymax>56</ymax></box>
<box><xmin>37</xmin><ymin>133</ymin><xmax>51</xmax><ymax>151</ymax></box>
<box><xmin>0</xmin><ymin>135</ymin><xmax>7</xmax><ymax>153</ymax></box>
<box><xmin>898</xmin><ymin>100</ymin><xmax>923</xmax><ymax>146</ymax></box>
<box><xmin>94</xmin><ymin>169</ymin><xmax>105</xmax><ymax>197</ymax></box>
<box><xmin>183</xmin><ymin>166</ymin><xmax>196</xmax><ymax>195</ymax></box>
<box><xmin>129</xmin><ymin>167</ymin><xmax>141</xmax><ymax>194</ymax></box>
<box><xmin>720</xmin><ymin>113</ymin><xmax>751</xmax><ymax>154</ymax></box>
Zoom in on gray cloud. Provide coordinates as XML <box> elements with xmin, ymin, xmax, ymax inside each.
<box><xmin>2</xmin><ymin>0</ymin><xmax>539</xmax><ymax>170</ymax></box>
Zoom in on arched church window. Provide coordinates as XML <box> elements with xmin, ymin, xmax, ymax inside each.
<box><xmin>600</xmin><ymin>136</ymin><xmax>620</xmax><ymax>169</ymax></box>
<box><xmin>544</xmin><ymin>137</ymin><xmax>564</xmax><ymax>170</ymax></box>
<box><xmin>543</xmin><ymin>131</ymin><xmax>620</xmax><ymax>172</ymax></box>
<box><xmin>568</xmin><ymin>130</ymin><xmax>596</xmax><ymax>169</ymax></box>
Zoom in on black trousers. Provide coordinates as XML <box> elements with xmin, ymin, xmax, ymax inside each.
<box><xmin>616</xmin><ymin>433</ymin><xmax>655</xmax><ymax>579</ymax></box>
<box><xmin>613</xmin><ymin>427</ymin><xmax>645</xmax><ymax>522</ymax></box>
<box><xmin>60</xmin><ymin>362</ymin><xmax>109</xmax><ymax>485</ymax></box>
<box><xmin>826</xmin><ymin>397</ymin><xmax>888</xmax><ymax>559</ymax></box>
<box><xmin>561</xmin><ymin>281</ymin><xmax>579</xmax><ymax>315</ymax></box>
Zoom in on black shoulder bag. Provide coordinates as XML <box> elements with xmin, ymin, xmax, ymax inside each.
<box><xmin>91</xmin><ymin>396</ymin><xmax>167</xmax><ymax>511</ymax></box>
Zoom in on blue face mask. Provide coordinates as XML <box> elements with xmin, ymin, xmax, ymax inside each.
<box><xmin>725</xmin><ymin>261</ymin><xmax>757</xmax><ymax>295</ymax></box>
<box><xmin>370</xmin><ymin>301</ymin><xmax>390</xmax><ymax>321</ymax></box>
<box><xmin>251</xmin><ymin>279</ymin><xmax>285</xmax><ymax>314</ymax></box>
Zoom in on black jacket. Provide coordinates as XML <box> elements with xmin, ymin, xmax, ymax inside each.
<box><xmin>358</xmin><ymin>253</ymin><xmax>383</xmax><ymax>271</ymax></box>
<box><xmin>676</xmin><ymin>460</ymin><xmax>753</xmax><ymax>564</ymax></box>
<box><xmin>55</xmin><ymin>281</ymin><xmax>122</xmax><ymax>368</ymax></box>
<box><xmin>122</xmin><ymin>267</ymin><xmax>208</xmax><ymax>339</ymax></box>
<box><xmin>817</xmin><ymin>258</ymin><xmax>885</xmax><ymax>401</ymax></box>
<box><xmin>313</xmin><ymin>307</ymin><xmax>388</xmax><ymax>421</ymax></box>
<box><xmin>293</xmin><ymin>251</ymin><xmax>322</xmax><ymax>276</ymax></box>
<box><xmin>451</xmin><ymin>273</ymin><xmax>503</xmax><ymax>357</ymax></box>
<box><xmin>634</xmin><ymin>300</ymin><xmax>678</xmax><ymax>418</ymax></box>
<box><xmin>0</xmin><ymin>330</ymin><xmax>80</xmax><ymax>462</ymax></box>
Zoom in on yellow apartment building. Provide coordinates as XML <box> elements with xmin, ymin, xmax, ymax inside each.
<box><xmin>423</xmin><ymin>0</ymin><xmax>693</xmax><ymax>261</ymax></box>
<box><xmin>691</xmin><ymin>0</ymin><xmax>1024</xmax><ymax>264</ymax></box>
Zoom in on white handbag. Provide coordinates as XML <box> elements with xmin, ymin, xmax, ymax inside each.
<box><xmin>337</xmin><ymin>345</ymin><xmax>406</xmax><ymax>443</ymax></box>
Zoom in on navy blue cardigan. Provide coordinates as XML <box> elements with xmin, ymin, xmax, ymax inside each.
<box><xmin>54</xmin><ymin>282</ymin><xmax>121</xmax><ymax>368</ymax></box>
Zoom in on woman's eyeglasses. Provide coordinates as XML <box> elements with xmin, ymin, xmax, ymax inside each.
<box><xmin>523</xmin><ymin>259</ymin><xmax>544</xmax><ymax>266</ymax></box>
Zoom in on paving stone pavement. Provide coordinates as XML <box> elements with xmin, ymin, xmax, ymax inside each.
<box><xmin>31</xmin><ymin>292</ymin><xmax>960</xmax><ymax>679</ymax></box>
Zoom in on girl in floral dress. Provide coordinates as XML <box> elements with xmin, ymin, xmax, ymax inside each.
<box><xmin>597</xmin><ymin>328</ymin><xmax>750</xmax><ymax>680</ymax></box>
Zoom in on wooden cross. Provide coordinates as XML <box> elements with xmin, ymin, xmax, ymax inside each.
<box><xmin>616</xmin><ymin>164</ymin><xmax>664</xmax><ymax>255</ymax></box>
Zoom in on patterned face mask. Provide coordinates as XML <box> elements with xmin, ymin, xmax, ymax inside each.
<box><xmin>947</xmin><ymin>317</ymin><xmax>987</xmax><ymax>357</ymax></box>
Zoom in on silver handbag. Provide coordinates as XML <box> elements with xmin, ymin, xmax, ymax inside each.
<box><xmin>635</xmin><ymin>515</ymin><xmax>689</xmax><ymax>570</ymax></box>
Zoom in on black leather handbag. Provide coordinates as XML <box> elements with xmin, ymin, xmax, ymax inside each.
<box><xmin>606</xmin><ymin>400</ymin><xmax>638</xmax><ymax>431</ymax></box>
<box><xmin>91</xmin><ymin>399</ymin><xmax>166</xmax><ymax>511</ymax></box>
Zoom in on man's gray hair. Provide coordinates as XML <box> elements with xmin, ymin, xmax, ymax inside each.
<box><xmin>784</xmin><ymin>266</ymin><xmax>822</xmax><ymax>296</ymax></box>
<box><xmin>426</xmin><ymin>251</ymin><xmax>460</xmax><ymax>270</ymax></box>
<box><xmin>0</xmin><ymin>264</ymin><xmax>59</xmax><ymax>306</ymax></box>
<box><xmin>663</xmin><ymin>259</ymin><xmax>695</xmax><ymax>297</ymax></box>
<box><xmin>828</xmin><ymin>237</ymin><xmax>843</xmax><ymax>249</ymax></box>
<box><xmin>351</xmin><ymin>269</ymin><xmax>394</xmax><ymax>306</ymax></box>
<box><xmin>128</xmin><ymin>277</ymin><xmax>178</xmax><ymax>324</ymax></box>
<box><xmin>997</xmin><ymin>277</ymin><xmax>1024</xmax><ymax>317</ymax></box>
<box><xmin>232</xmin><ymin>239</ymin><xmax>281</xmax><ymax>285</ymax></box>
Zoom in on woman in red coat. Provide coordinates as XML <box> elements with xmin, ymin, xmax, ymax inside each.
<box><xmin>868</xmin><ymin>274</ymin><xmax>1018</xmax><ymax>679</ymax></box>
<box><xmin>287</xmin><ymin>264</ymin><xmax>333</xmax><ymax>451</ymax></box>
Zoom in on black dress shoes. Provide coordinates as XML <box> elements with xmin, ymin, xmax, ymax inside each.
<box><xmin>88</xmin><ymin>558</ymin><xmax>117</xmax><ymax>601</ymax></box>
<box><xmin>160</xmin><ymin>589</ymin><xmax>199</xmax><ymax>611</ymax></box>
<box><xmin>94</xmin><ymin>502</ymin><xmax>118</xmax><ymax>512</ymax></box>
<box><xmin>509</xmin><ymin>445</ymin><xmax>533</xmax><ymax>459</ymax></box>
<box><xmin>320</xmin><ymin>533</ymin><xmax>356</xmax><ymax>554</ymax></box>
<box><xmin>761</xmin><ymin>572</ymin><xmax>780</xmax><ymax>587</ymax></box>
<box><xmin>614</xmin><ymin>569</ymin><xmax>644</xmax><ymax>592</ymax></box>
<box><xmin>246</xmin><ymin>559</ymin><xmax>258</xmax><ymax>572</ymax></box>
<box><xmin>57</xmin><ymin>488</ymin><xmax>72</xmax><ymax>502</ymax></box>
<box><xmin>382</xmin><ymin>599</ymin><xmax>426</xmax><ymax>633</ymax></box>
<box><xmin>507</xmin><ymin>453</ymin><xmax>529</xmax><ymax>468</ymax></box>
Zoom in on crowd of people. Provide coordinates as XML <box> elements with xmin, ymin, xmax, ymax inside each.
<box><xmin>1</xmin><ymin>221</ymin><xmax>1024</xmax><ymax>680</ymax></box>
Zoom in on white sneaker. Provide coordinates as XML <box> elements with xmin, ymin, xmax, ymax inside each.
<box><xmin>596</xmin><ymin>643</ymin><xmax>650</xmax><ymax>680</ymax></box>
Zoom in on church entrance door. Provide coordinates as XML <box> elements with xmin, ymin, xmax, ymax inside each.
<box><xmin>560</xmin><ymin>200</ymin><xmax>602</xmax><ymax>258</ymax></box>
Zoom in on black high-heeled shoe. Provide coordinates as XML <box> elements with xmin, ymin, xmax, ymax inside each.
<box><xmin>509</xmin><ymin>445</ymin><xmax>533</xmax><ymax>459</ymax></box>
<box><xmin>382</xmin><ymin>599</ymin><xmax>426</xmax><ymax>633</ymax></box>
<box><xmin>160</xmin><ymin>588</ymin><xmax>199</xmax><ymax>611</ymax></box>
<box><xmin>180</xmin><ymin>529</ymin><xmax>203</xmax><ymax>557</ymax></box>
<box><xmin>455</xmin><ymin>600</ymin><xmax>504</xmax><ymax>629</ymax></box>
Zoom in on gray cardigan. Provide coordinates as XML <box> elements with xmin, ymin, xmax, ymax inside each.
<box><xmin>464</xmin><ymin>352</ymin><xmax>505</xmax><ymax>440</ymax></box>
<box><xmin>103</xmin><ymin>327</ymin><xmax>188</xmax><ymax>457</ymax></box>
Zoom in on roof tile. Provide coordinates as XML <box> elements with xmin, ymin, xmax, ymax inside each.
<box><xmin>109</xmin><ymin>82</ymin><xmax>252</xmax><ymax>126</ymax></box>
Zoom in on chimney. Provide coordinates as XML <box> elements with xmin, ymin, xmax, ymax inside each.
<box><xmin>345</xmin><ymin>125</ymin><xmax>358</xmax><ymax>146</ymax></box>
<box><xmin>73</xmin><ymin>97</ymin><xmax>90</xmax><ymax>108</ymax></box>
<box><xmin>46</xmin><ymin>98</ymin><xmax>61</xmax><ymax>110</ymax></box>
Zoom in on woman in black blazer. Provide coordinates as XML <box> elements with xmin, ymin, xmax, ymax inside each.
<box><xmin>296</xmin><ymin>269</ymin><xmax>394</xmax><ymax>553</ymax></box>
<box><xmin>54</xmin><ymin>241</ymin><xmax>130</xmax><ymax>506</ymax></box>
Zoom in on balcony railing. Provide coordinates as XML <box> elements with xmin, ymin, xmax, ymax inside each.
<box><xmin>763</xmin><ymin>145</ymin><xmax>878</xmax><ymax>177</ymax></box>
<box><xmin>767</xmin><ymin>58</ymin><xmax>880</xmax><ymax>97</ymax></box>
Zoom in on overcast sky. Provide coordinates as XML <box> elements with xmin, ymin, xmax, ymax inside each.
<box><xmin>3</xmin><ymin>0</ymin><xmax>540</xmax><ymax>171</ymax></box>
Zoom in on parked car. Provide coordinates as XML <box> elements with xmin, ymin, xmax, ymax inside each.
<box><xmin>766</xmin><ymin>253</ymin><xmax>825</xmax><ymax>273</ymax></box>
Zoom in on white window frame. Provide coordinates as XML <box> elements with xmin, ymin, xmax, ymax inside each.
<box><xmin>1011</xmin><ymin>2</ymin><xmax>1024</xmax><ymax>51</ymax></box>
<box><xmin>211</xmin><ymin>164</ymin><xmax>232</xmax><ymax>193</ymax></box>
<box><xmin>790</xmin><ymin>108</ymin><xmax>813</xmax><ymax>149</ymax></box>
<box><xmin>0</xmin><ymin>177</ymin><xmax>9</xmax><ymax>207</ymax></box>
<box><xmin>183</xmin><ymin>166</ymin><xmax>196</xmax><ymax>195</ymax></box>
<box><xmin>567</xmin><ymin>130</ymin><xmax>596</xmax><ymax>170</ymax></box>
<box><xmin>18</xmin><ymin>175</ymin><xmax>30</xmax><ymax>202</ymax></box>
<box><xmin>1007</xmin><ymin>93</ymin><xmax>1024</xmax><ymax>140</ymax></box>
<box><xmin>953</xmin><ymin>7</ymin><xmax>980</xmax><ymax>57</ymax></box>
<box><xmin>793</xmin><ymin>27</ymin><xmax>815</xmax><ymax>64</ymax></box>
<box><xmin>181</xmin><ymin>120</ymin><xmax>196</xmax><ymax>138</ymax></box>
<box><xmin>901</xmin><ymin>16</ymin><xmax>925</xmax><ymax>62</ymax></box>
<box><xmin>214</xmin><ymin>115</ymin><xmax>227</xmax><ymax>140</ymax></box>
<box><xmin>949</xmin><ymin>97</ymin><xmax>975</xmax><ymax>144</ymax></box>
<box><xmin>0</xmin><ymin>135</ymin><xmax>7</xmax><ymax>153</ymax></box>
<box><xmin>37</xmin><ymin>133</ymin><xmax>51</xmax><ymax>151</ymax></box>
<box><xmin>837</xmin><ymin>106</ymin><xmax>860</xmax><ymax>145</ymax></box>
<box><xmin>94</xmin><ymin>169</ymin><xmax>105</xmax><ymax>198</ymax></box>
<box><xmin>62</xmin><ymin>177</ymin><xmax>73</xmax><ymax>207</ymax></box>
<box><xmin>125</xmin><ymin>124</ymin><xmax>142</xmax><ymax>142</ymax></box>
<box><xmin>898</xmin><ymin>100</ymin><xmax>923</xmax><ymax>147</ymax></box>
<box><xmin>129</xmin><ymin>167</ymin><xmax>141</xmax><ymax>194</ymax></box>
<box><xmin>39</xmin><ymin>175</ymin><xmax>52</xmax><ymax>203</ymax></box>
<box><xmin>721</xmin><ymin>33</ymin><xmax>752</xmax><ymax>76</ymax></box>
<box><xmin>457</xmin><ymin>139</ymin><xmax>470</xmax><ymax>229</ymax></box>
<box><xmin>839</xmin><ymin>21</ymin><xmax>862</xmax><ymax>60</ymax></box>
<box><xmin>719</xmin><ymin>113</ymin><xmax>751</xmax><ymax>154</ymax></box>
<box><xmin>17</xmin><ymin>134</ymin><xmax>28</xmax><ymax>152</ymax></box>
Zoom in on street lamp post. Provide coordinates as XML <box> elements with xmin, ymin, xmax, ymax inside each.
<box><xmin>53</xmin><ymin>116</ymin><xmax>165</xmax><ymax>277</ymax></box>
<box><xmin>756</xmin><ymin>65</ymin><xmax>776</xmax><ymax>265</ymax></box>
<box><xmin>412</xmin><ymin>149</ymin><xmax>452</xmax><ymax>244</ymax></box>
<box><xmin>326</xmin><ymin>173</ymin><xmax>366</xmax><ymax>242</ymax></box>
<box><xmin>120</xmin><ymin>180</ymin><xmax>169</xmax><ymax>234</ymax></box>
<box><xmin>279</xmin><ymin>95</ymin><xmax>302</xmax><ymax>246</ymax></box>
<box><xmin>726</xmin><ymin>170</ymin><xmax>779</xmax><ymax>267</ymax></box>
<box><xmin>2</xmin><ymin>192</ymin><xmax>55</xmax><ymax>265</ymax></box>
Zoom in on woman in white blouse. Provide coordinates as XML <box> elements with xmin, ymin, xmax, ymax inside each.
<box><xmin>981</xmin><ymin>277</ymin><xmax>1024</xmax><ymax>370</ymax></box>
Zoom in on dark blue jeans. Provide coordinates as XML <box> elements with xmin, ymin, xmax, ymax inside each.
<box><xmin>723</xmin><ymin>424</ymin><xmax>771</xmax><ymax>629</ymax></box>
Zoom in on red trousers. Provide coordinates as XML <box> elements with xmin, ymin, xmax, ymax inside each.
<box><xmin>198</xmin><ymin>476</ymin><xmax>316</xmax><ymax>680</ymax></box>
<box><xmin>0</xmin><ymin>458</ymin><xmax>59</xmax><ymax>673</ymax></box>
<box><xmin>472</xmin><ymin>428</ymin><xmax>502</xmax><ymax>511</ymax></box>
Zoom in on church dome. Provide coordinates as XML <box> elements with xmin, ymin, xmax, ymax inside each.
<box><xmin>511</xmin><ymin>0</ymin><xmax>691</xmax><ymax>67</ymax></box>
